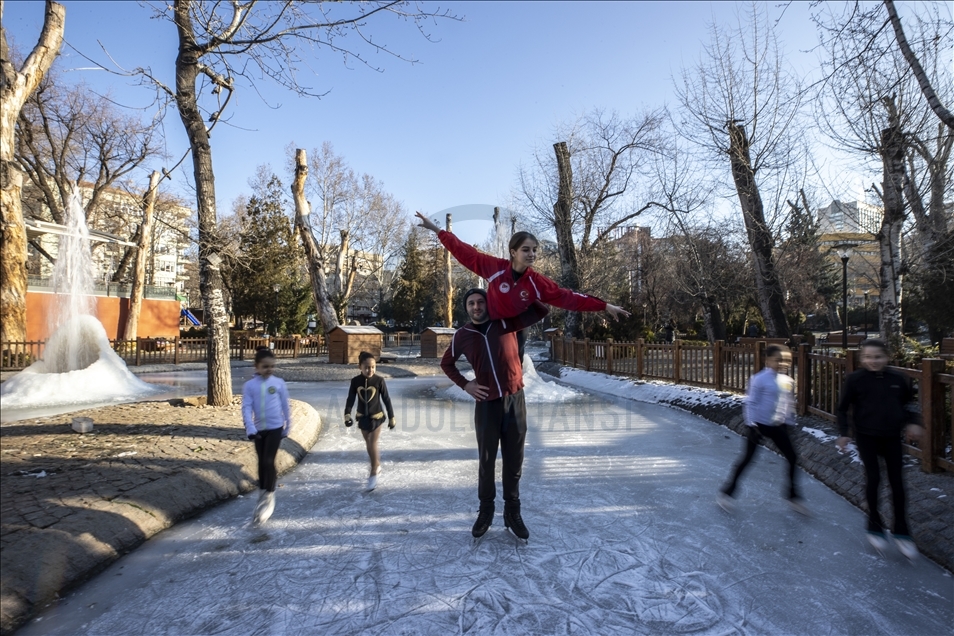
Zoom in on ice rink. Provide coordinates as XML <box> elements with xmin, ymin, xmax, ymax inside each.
<box><xmin>19</xmin><ymin>374</ymin><xmax>954</xmax><ymax>635</ymax></box>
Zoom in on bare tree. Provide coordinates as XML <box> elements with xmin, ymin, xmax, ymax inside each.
<box><xmin>124</xmin><ymin>170</ymin><xmax>161</xmax><ymax>339</ymax></box>
<box><xmin>674</xmin><ymin>5</ymin><xmax>802</xmax><ymax>339</ymax></box>
<box><xmin>15</xmin><ymin>70</ymin><xmax>161</xmax><ymax>226</ymax></box>
<box><xmin>814</xmin><ymin>2</ymin><xmax>952</xmax><ymax>349</ymax></box>
<box><xmin>0</xmin><ymin>0</ymin><xmax>64</xmax><ymax>344</ymax></box>
<box><xmin>138</xmin><ymin>1</ymin><xmax>455</xmax><ymax>404</ymax></box>
<box><xmin>518</xmin><ymin>109</ymin><xmax>663</xmax><ymax>335</ymax></box>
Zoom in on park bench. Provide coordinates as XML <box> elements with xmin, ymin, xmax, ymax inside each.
<box><xmin>734</xmin><ymin>337</ymin><xmax>790</xmax><ymax>347</ymax></box>
<box><xmin>818</xmin><ymin>332</ymin><xmax>866</xmax><ymax>348</ymax></box>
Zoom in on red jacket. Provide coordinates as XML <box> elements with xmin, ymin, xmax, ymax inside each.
<box><xmin>438</xmin><ymin>230</ymin><xmax>607</xmax><ymax>320</ymax></box>
<box><xmin>441</xmin><ymin>302</ymin><xmax>549</xmax><ymax>400</ymax></box>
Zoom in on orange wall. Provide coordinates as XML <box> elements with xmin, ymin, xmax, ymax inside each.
<box><xmin>26</xmin><ymin>292</ymin><xmax>180</xmax><ymax>341</ymax></box>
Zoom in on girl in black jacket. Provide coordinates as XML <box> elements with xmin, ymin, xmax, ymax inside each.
<box><xmin>345</xmin><ymin>351</ymin><xmax>395</xmax><ymax>491</ymax></box>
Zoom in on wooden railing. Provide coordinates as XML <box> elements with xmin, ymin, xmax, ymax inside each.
<box><xmin>549</xmin><ymin>335</ymin><xmax>953</xmax><ymax>474</ymax></box>
<box><xmin>1</xmin><ymin>336</ymin><xmax>330</xmax><ymax>370</ymax></box>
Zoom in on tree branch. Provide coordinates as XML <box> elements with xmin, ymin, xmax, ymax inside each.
<box><xmin>883</xmin><ymin>0</ymin><xmax>954</xmax><ymax>130</ymax></box>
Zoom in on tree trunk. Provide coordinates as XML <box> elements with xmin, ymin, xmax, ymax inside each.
<box><xmin>291</xmin><ymin>148</ymin><xmax>339</xmax><ymax>335</ymax></box>
<box><xmin>726</xmin><ymin>122</ymin><xmax>790</xmax><ymax>339</ymax></box>
<box><xmin>883</xmin><ymin>0</ymin><xmax>954</xmax><ymax>130</ymax></box>
<box><xmin>0</xmin><ymin>0</ymin><xmax>65</xmax><ymax>344</ymax></box>
<box><xmin>878</xmin><ymin>124</ymin><xmax>906</xmax><ymax>352</ymax></box>
<box><xmin>444</xmin><ymin>213</ymin><xmax>453</xmax><ymax>327</ymax></box>
<box><xmin>174</xmin><ymin>1</ymin><xmax>231</xmax><ymax>406</ymax></box>
<box><xmin>701</xmin><ymin>296</ymin><xmax>727</xmax><ymax>343</ymax></box>
<box><xmin>827</xmin><ymin>302</ymin><xmax>841</xmax><ymax>332</ymax></box>
<box><xmin>552</xmin><ymin>141</ymin><xmax>582</xmax><ymax>337</ymax></box>
<box><xmin>124</xmin><ymin>170</ymin><xmax>159</xmax><ymax>339</ymax></box>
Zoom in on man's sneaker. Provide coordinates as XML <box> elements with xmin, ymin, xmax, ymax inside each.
<box><xmin>716</xmin><ymin>492</ymin><xmax>736</xmax><ymax>513</ymax></box>
<box><xmin>787</xmin><ymin>498</ymin><xmax>811</xmax><ymax>517</ymax></box>
<box><xmin>867</xmin><ymin>531</ymin><xmax>889</xmax><ymax>553</ymax></box>
<box><xmin>894</xmin><ymin>535</ymin><xmax>919</xmax><ymax>560</ymax></box>
<box><xmin>472</xmin><ymin>508</ymin><xmax>493</xmax><ymax>538</ymax></box>
<box><xmin>503</xmin><ymin>509</ymin><xmax>529</xmax><ymax>541</ymax></box>
<box><xmin>255</xmin><ymin>491</ymin><xmax>275</xmax><ymax>525</ymax></box>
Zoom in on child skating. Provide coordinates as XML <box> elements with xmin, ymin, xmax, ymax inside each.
<box><xmin>836</xmin><ymin>339</ymin><xmax>921</xmax><ymax>559</ymax></box>
<box><xmin>345</xmin><ymin>351</ymin><xmax>395</xmax><ymax>491</ymax></box>
<box><xmin>718</xmin><ymin>345</ymin><xmax>809</xmax><ymax>516</ymax></box>
<box><xmin>241</xmin><ymin>347</ymin><xmax>292</xmax><ymax>526</ymax></box>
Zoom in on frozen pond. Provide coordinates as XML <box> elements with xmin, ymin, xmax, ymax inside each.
<box><xmin>19</xmin><ymin>376</ymin><xmax>954</xmax><ymax>635</ymax></box>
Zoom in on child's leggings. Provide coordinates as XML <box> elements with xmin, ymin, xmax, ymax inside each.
<box><xmin>254</xmin><ymin>428</ymin><xmax>284</xmax><ymax>492</ymax></box>
<box><xmin>722</xmin><ymin>423</ymin><xmax>799</xmax><ymax>500</ymax></box>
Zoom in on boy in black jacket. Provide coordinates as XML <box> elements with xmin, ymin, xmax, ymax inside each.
<box><xmin>836</xmin><ymin>339</ymin><xmax>922</xmax><ymax>558</ymax></box>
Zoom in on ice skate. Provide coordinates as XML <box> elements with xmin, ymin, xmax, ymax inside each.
<box><xmin>787</xmin><ymin>498</ymin><xmax>811</xmax><ymax>517</ymax></box>
<box><xmin>503</xmin><ymin>508</ymin><xmax>529</xmax><ymax>543</ymax></box>
<box><xmin>867</xmin><ymin>531</ymin><xmax>889</xmax><ymax>555</ymax></box>
<box><xmin>367</xmin><ymin>467</ymin><xmax>380</xmax><ymax>491</ymax></box>
<box><xmin>472</xmin><ymin>508</ymin><xmax>493</xmax><ymax>542</ymax></box>
<box><xmin>716</xmin><ymin>492</ymin><xmax>736</xmax><ymax>513</ymax></box>
<box><xmin>894</xmin><ymin>535</ymin><xmax>919</xmax><ymax>561</ymax></box>
<box><xmin>254</xmin><ymin>491</ymin><xmax>275</xmax><ymax>526</ymax></box>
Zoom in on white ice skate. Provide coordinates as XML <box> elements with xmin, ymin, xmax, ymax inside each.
<box><xmin>367</xmin><ymin>469</ymin><xmax>380</xmax><ymax>491</ymax></box>
<box><xmin>716</xmin><ymin>492</ymin><xmax>736</xmax><ymax>513</ymax></box>
<box><xmin>867</xmin><ymin>531</ymin><xmax>889</xmax><ymax>555</ymax></box>
<box><xmin>787</xmin><ymin>498</ymin><xmax>811</xmax><ymax>517</ymax></box>
<box><xmin>894</xmin><ymin>536</ymin><xmax>919</xmax><ymax>561</ymax></box>
<box><xmin>254</xmin><ymin>491</ymin><xmax>275</xmax><ymax>526</ymax></box>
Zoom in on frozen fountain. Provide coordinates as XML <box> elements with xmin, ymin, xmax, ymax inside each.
<box><xmin>0</xmin><ymin>190</ymin><xmax>162</xmax><ymax>413</ymax></box>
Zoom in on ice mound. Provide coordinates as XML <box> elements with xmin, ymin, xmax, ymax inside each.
<box><xmin>439</xmin><ymin>355</ymin><xmax>581</xmax><ymax>403</ymax></box>
<box><xmin>0</xmin><ymin>315</ymin><xmax>163</xmax><ymax>409</ymax></box>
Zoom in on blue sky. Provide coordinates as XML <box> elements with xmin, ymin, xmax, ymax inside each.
<box><xmin>6</xmin><ymin>1</ymin><xmax>839</xmax><ymax>242</ymax></box>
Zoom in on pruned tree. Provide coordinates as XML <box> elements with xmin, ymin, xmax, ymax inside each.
<box><xmin>0</xmin><ymin>0</ymin><xmax>64</xmax><ymax>344</ymax></box>
<box><xmin>303</xmin><ymin>141</ymin><xmax>407</xmax><ymax>324</ymax></box>
<box><xmin>123</xmin><ymin>170</ymin><xmax>161</xmax><ymax>340</ymax></box>
<box><xmin>674</xmin><ymin>4</ymin><xmax>801</xmax><ymax>339</ymax></box>
<box><xmin>139</xmin><ymin>1</ymin><xmax>456</xmax><ymax>404</ymax></box>
<box><xmin>518</xmin><ymin>108</ymin><xmax>664</xmax><ymax>336</ymax></box>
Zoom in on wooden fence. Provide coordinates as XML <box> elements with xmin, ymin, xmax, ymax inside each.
<box><xmin>550</xmin><ymin>335</ymin><xmax>953</xmax><ymax>474</ymax></box>
<box><xmin>0</xmin><ymin>336</ymin><xmax>331</xmax><ymax>369</ymax></box>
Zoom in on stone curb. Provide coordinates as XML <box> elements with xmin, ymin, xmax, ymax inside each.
<box><xmin>537</xmin><ymin>361</ymin><xmax>953</xmax><ymax>573</ymax></box>
<box><xmin>0</xmin><ymin>399</ymin><xmax>322</xmax><ymax>636</ymax></box>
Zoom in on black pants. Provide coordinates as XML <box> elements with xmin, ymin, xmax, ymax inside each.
<box><xmin>474</xmin><ymin>390</ymin><xmax>527</xmax><ymax>510</ymax></box>
<box><xmin>855</xmin><ymin>432</ymin><xmax>909</xmax><ymax>535</ymax></box>
<box><xmin>722</xmin><ymin>424</ymin><xmax>800</xmax><ymax>500</ymax></box>
<box><xmin>254</xmin><ymin>428</ymin><xmax>284</xmax><ymax>492</ymax></box>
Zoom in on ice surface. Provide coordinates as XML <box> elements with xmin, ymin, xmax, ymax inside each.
<box><xmin>20</xmin><ymin>376</ymin><xmax>953</xmax><ymax>636</ymax></box>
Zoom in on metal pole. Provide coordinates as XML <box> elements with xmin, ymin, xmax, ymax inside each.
<box><xmin>841</xmin><ymin>256</ymin><xmax>849</xmax><ymax>350</ymax></box>
<box><xmin>863</xmin><ymin>292</ymin><xmax>869</xmax><ymax>340</ymax></box>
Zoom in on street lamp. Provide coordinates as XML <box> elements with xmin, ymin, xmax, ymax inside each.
<box><xmin>642</xmin><ymin>302</ymin><xmax>647</xmax><ymax>325</ymax></box>
<box><xmin>833</xmin><ymin>243</ymin><xmax>856</xmax><ymax>350</ymax></box>
<box><xmin>863</xmin><ymin>290</ymin><xmax>870</xmax><ymax>340</ymax></box>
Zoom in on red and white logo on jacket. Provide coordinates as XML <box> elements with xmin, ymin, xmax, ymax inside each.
<box><xmin>499</xmin><ymin>282</ymin><xmax>511</xmax><ymax>293</ymax></box>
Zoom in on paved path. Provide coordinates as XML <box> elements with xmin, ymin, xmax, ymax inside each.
<box><xmin>15</xmin><ymin>376</ymin><xmax>953</xmax><ymax>636</ymax></box>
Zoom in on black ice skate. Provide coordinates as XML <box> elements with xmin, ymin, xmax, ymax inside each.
<box><xmin>472</xmin><ymin>508</ymin><xmax>493</xmax><ymax>540</ymax></box>
<box><xmin>503</xmin><ymin>508</ymin><xmax>529</xmax><ymax>543</ymax></box>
